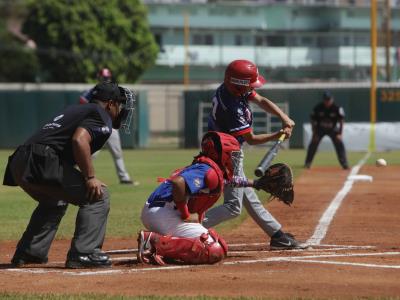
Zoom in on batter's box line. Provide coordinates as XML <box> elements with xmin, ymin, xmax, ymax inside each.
<box><xmin>104</xmin><ymin>243</ymin><xmax>376</xmax><ymax>255</ymax></box>
<box><xmin>288</xmin><ymin>259</ymin><xmax>400</xmax><ymax>270</ymax></box>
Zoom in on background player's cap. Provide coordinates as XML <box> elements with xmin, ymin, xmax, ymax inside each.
<box><xmin>323</xmin><ymin>90</ymin><xmax>333</xmax><ymax>100</ymax></box>
<box><xmin>92</xmin><ymin>82</ymin><xmax>121</xmax><ymax>102</ymax></box>
<box><xmin>98</xmin><ymin>68</ymin><xmax>112</xmax><ymax>82</ymax></box>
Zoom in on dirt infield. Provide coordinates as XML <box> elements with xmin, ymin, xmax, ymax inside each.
<box><xmin>1</xmin><ymin>162</ymin><xmax>400</xmax><ymax>298</ymax></box>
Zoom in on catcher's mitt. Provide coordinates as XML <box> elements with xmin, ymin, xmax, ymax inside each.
<box><xmin>253</xmin><ymin>163</ymin><xmax>294</xmax><ymax>206</ymax></box>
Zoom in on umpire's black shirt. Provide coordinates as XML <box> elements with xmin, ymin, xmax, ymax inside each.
<box><xmin>26</xmin><ymin>103</ymin><xmax>112</xmax><ymax>164</ymax></box>
<box><xmin>311</xmin><ymin>102</ymin><xmax>345</xmax><ymax>132</ymax></box>
<box><xmin>3</xmin><ymin>104</ymin><xmax>112</xmax><ymax>186</ymax></box>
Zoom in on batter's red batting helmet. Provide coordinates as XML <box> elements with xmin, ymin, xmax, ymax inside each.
<box><xmin>201</xmin><ymin>131</ymin><xmax>240</xmax><ymax>180</ymax></box>
<box><xmin>97</xmin><ymin>68</ymin><xmax>112</xmax><ymax>82</ymax></box>
<box><xmin>224</xmin><ymin>60</ymin><xmax>266</xmax><ymax>96</ymax></box>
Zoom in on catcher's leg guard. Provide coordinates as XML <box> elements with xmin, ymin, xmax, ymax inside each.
<box><xmin>137</xmin><ymin>229</ymin><xmax>227</xmax><ymax>265</ymax></box>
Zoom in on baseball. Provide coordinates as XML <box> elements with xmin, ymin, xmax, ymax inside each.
<box><xmin>376</xmin><ymin>158</ymin><xmax>387</xmax><ymax>167</ymax></box>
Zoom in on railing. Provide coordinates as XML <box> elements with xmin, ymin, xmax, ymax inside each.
<box><xmin>156</xmin><ymin>45</ymin><xmax>398</xmax><ymax>67</ymax></box>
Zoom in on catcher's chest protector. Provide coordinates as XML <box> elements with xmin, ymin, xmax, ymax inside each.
<box><xmin>187</xmin><ymin>156</ymin><xmax>224</xmax><ymax>217</ymax></box>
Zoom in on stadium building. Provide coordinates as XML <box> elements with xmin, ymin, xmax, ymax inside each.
<box><xmin>141</xmin><ymin>0</ymin><xmax>400</xmax><ymax>83</ymax></box>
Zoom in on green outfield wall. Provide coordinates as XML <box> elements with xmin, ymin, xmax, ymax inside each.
<box><xmin>0</xmin><ymin>89</ymin><xmax>149</xmax><ymax>149</ymax></box>
<box><xmin>184</xmin><ymin>85</ymin><xmax>400</xmax><ymax>148</ymax></box>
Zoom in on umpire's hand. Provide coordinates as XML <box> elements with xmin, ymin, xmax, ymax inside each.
<box><xmin>86</xmin><ymin>177</ymin><xmax>107</xmax><ymax>202</ymax></box>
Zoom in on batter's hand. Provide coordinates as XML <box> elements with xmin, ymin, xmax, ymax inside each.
<box><xmin>282</xmin><ymin>117</ymin><xmax>295</xmax><ymax>138</ymax></box>
<box><xmin>86</xmin><ymin>177</ymin><xmax>107</xmax><ymax>202</ymax></box>
<box><xmin>183</xmin><ymin>213</ymin><xmax>199</xmax><ymax>223</ymax></box>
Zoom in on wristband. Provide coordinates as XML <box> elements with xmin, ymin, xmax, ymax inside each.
<box><xmin>175</xmin><ymin>201</ymin><xmax>190</xmax><ymax>220</ymax></box>
<box><xmin>225</xmin><ymin>176</ymin><xmax>251</xmax><ymax>188</ymax></box>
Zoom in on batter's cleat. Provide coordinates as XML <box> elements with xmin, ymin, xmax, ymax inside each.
<box><xmin>270</xmin><ymin>232</ymin><xmax>304</xmax><ymax>250</ymax></box>
<box><xmin>11</xmin><ymin>252</ymin><xmax>48</xmax><ymax>267</ymax></box>
<box><xmin>65</xmin><ymin>251</ymin><xmax>112</xmax><ymax>269</ymax></box>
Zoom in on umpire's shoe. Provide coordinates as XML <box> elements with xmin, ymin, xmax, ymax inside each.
<box><xmin>11</xmin><ymin>252</ymin><xmax>48</xmax><ymax>267</ymax></box>
<box><xmin>270</xmin><ymin>232</ymin><xmax>305</xmax><ymax>250</ymax></box>
<box><xmin>65</xmin><ymin>250</ymin><xmax>111</xmax><ymax>269</ymax></box>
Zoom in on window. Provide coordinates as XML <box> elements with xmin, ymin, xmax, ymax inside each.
<box><xmin>192</xmin><ymin>34</ymin><xmax>214</xmax><ymax>45</ymax></box>
<box><xmin>235</xmin><ymin>35</ymin><xmax>243</xmax><ymax>46</ymax></box>
<box><xmin>255</xmin><ymin>36</ymin><xmax>265</xmax><ymax>46</ymax></box>
<box><xmin>153</xmin><ymin>33</ymin><xmax>165</xmax><ymax>52</ymax></box>
<box><xmin>266</xmin><ymin>35</ymin><xmax>286</xmax><ymax>47</ymax></box>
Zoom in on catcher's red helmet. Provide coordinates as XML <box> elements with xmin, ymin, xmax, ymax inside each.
<box><xmin>201</xmin><ymin>131</ymin><xmax>240</xmax><ymax>180</ymax></box>
<box><xmin>97</xmin><ymin>68</ymin><xmax>112</xmax><ymax>82</ymax></box>
<box><xmin>224</xmin><ymin>60</ymin><xmax>266</xmax><ymax>96</ymax></box>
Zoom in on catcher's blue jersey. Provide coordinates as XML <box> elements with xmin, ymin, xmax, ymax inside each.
<box><xmin>146</xmin><ymin>163</ymin><xmax>216</xmax><ymax>208</ymax></box>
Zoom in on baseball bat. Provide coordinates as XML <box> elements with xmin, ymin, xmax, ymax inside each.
<box><xmin>254</xmin><ymin>134</ymin><xmax>286</xmax><ymax>177</ymax></box>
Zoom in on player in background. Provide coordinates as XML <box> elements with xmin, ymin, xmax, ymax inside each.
<box><xmin>137</xmin><ymin>132</ymin><xmax>240</xmax><ymax>265</ymax></box>
<box><xmin>304</xmin><ymin>91</ymin><xmax>349</xmax><ymax>169</ymax></box>
<box><xmin>80</xmin><ymin>68</ymin><xmax>138</xmax><ymax>185</ymax></box>
<box><xmin>202</xmin><ymin>59</ymin><xmax>302</xmax><ymax>250</ymax></box>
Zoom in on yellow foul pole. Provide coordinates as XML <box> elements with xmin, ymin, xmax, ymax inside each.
<box><xmin>369</xmin><ymin>0</ymin><xmax>377</xmax><ymax>152</ymax></box>
<box><xmin>183</xmin><ymin>11</ymin><xmax>190</xmax><ymax>87</ymax></box>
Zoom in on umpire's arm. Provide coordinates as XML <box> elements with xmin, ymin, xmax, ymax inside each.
<box><xmin>72</xmin><ymin>127</ymin><xmax>106</xmax><ymax>201</ymax></box>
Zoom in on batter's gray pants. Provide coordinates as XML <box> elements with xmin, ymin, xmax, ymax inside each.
<box><xmin>202</xmin><ymin>150</ymin><xmax>282</xmax><ymax>237</ymax></box>
<box><xmin>94</xmin><ymin>129</ymin><xmax>131</xmax><ymax>182</ymax></box>
<box><xmin>106</xmin><ymin>129</ymin><xmax>131</xmax><ymax>181</ymax></box>
<box><xmin>10</xmin><ymin>145</ymin><xmax>110</xmax><ymax>261</ymax></box>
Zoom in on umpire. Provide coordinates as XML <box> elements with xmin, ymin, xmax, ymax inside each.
<box><xmin>3</xmin><ymin>81</ymin><xmax>134</xmax><ymax>269</ymax></box>
<box><xmin>305</xmin><ymin>91</ymin><xmax>349</xmax><ymax>170</ymax></box>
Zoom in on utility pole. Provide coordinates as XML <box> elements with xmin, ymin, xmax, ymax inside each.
<box><xmin>369</xmin><ymin>0</ymin><xmax>377</xmax><ymax>152</ymax></box>
<box><xmin>183</xmin><ymin>11</ymin><xmax>190</xmax><ymax>87</ymax></box>
<box><xmin>384</xmin><ymin>0</ymin><xmax>392</xmax><ymax>82</ymax></box>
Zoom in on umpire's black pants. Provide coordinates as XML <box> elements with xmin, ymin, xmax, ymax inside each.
<box><xmin>305</xmin><ymin>130</ymin><xmax>349</xmax><ymax>169</ymax></box>
<box><xmin>8</xmin><ymin>144</ymin><xmax>110</xmax><ymax>261</ymax></box>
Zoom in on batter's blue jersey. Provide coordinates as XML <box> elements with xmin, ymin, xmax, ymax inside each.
<box><xmin>208</xmin><ymin>84</ymin><xmax>255</xmax><ymax>144</ymax></box>
<box><xmin>146</xmin><ymin>163</ymin><xmax>214</xmax><ymax>208</ymax></box>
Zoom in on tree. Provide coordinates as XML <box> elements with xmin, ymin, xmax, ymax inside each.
<box><xmin>22</xmin><ymin>0</ymin><xmax>159</xmax><ymax>83</ymax></box>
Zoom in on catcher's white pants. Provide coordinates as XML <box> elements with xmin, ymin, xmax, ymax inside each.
<box><xmin>202</xmin><ymin>149</ymin><xmax>282</xmax><ymax>237</ymax></box>
<box><xmin>141</xmin><ymin>202</ymin><xmax>212</xmax><ymax>242</ymax></box>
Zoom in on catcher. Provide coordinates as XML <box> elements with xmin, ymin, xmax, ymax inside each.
<box><xmin>137</xmin><ymin>131</ymin><xmax>294</xmax><ymax>265</ymax></box>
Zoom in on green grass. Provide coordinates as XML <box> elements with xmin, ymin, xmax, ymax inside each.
<box><xmin>0</xmin><ymin>148</ymin><xmax>399</xmax><ymax>241</ymax></box>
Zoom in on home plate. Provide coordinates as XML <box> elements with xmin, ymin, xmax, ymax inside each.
<box><xmin>348</xmin><ymin>174</ymin><xmax>373</xmax><ymax>182</ymax></box>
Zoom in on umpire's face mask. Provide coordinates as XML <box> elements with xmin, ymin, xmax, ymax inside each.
<box><xmin>113</xmin><ymin>87</ymin><xmax>135</xmax><ymax>134</ymax></box>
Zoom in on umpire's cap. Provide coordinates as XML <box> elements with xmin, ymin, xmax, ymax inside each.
<box><xmin>91</xmin><ymin>82</ymin><xmax>121</xmax><ymax>102</ymax></box>
<box><xmin>323</xmin><ymin>90</ymin><xmax>333</xmax><ymax>100</ymax></box>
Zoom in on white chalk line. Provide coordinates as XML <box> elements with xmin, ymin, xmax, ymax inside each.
<box><xmin>229</xmin><ymin>246</ymin><xmax>375</xmax><ymax>255</ymax></box>
<box><xmin>3</xmin><ymin>250</ymin><xmax>400</xmax><ymax>276</ymax></box>
<box><xmin>306</xmin><ymin>152</ymin><xmax>371</xmax><ymax>246</ymax></box>
<box><xmin>289</xmin><ymin>259</ymin><xmax>400</xmax><ymax>269</ymax></box>
<box><xmin>105</xmin><ymin>243</ymin><xmax>375</xmax><ymax>255</ymax></box>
